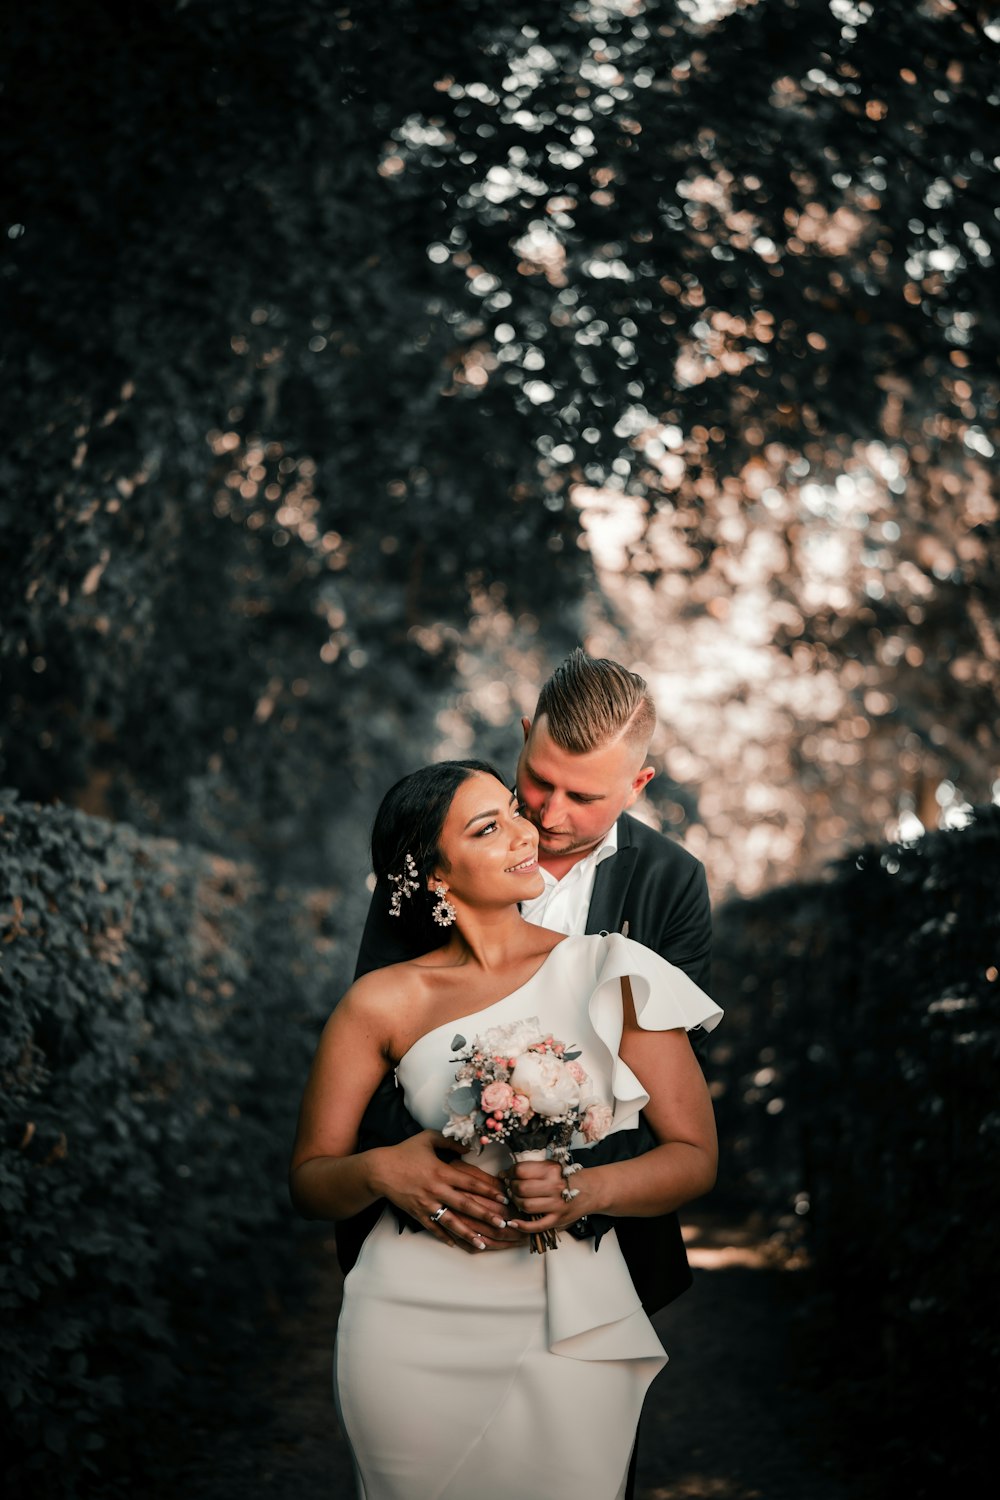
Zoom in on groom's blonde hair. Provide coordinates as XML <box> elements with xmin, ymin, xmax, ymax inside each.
<box><xmin>535</xmin><ymin>649</ymin><xmax>655</xmax><ymax>756</ymax></box>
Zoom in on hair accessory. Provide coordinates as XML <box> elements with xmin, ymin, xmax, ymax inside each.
<box><xmin>388</xmin><ymin>852</ymin><xmax>420</xmax><ymax>917</ymax></box>
<box><xmin>431</xmin><ymin>884</ymin><xmax>457</xmax><ymax>927</ymax></box>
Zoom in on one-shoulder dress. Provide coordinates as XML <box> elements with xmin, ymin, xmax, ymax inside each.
<box><xmin>333</xmin><ymin>932</ymin><xmax>723</xmax><ymax>1500</ymax></box>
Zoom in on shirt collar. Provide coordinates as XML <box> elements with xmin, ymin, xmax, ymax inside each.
<box><xmin>593</xmin><ymin>819</ymin><xmax>619</xmax><ymax>863</ymax></box>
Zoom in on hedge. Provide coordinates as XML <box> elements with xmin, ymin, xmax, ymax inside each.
<box><xmin>0</xmin><ymin>792</ymin><xmax>343</xmax><ymax>1496</ymax></box>
<box><xmin>708</xmin><ymin>805</ymin><xmax>1000</xmax><ymax>1496</ymax></box>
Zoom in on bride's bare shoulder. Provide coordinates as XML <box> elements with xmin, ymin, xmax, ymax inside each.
<box><xmin>341</xmin><ymin>954</ymin><xmax>441</xmax><ymax>1019</ymax></box>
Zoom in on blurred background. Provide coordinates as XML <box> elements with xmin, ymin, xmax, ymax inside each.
<box><xmin>2</xmin><ymin>2</ymin><xmax>997</xmax><ymax>1497</ymax></box>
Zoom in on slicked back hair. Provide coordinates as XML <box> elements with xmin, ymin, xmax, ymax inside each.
<box><xmin>534</xmin><ymin>649</ymin><xmax>655</xmax><ymax>755</ymax></box>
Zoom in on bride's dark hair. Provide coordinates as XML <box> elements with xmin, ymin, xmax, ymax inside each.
<box><xmin>371</xmin><ymin>759</ymin><xmax>504</xmax><ymax>938</ymax></box>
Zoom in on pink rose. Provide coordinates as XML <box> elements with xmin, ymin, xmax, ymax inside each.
<box><xmin>566</xmin><ymin>1061</ymin><xmax>587</xmax><ymax>1084</ymax></box>
<box><xmin>511</xmin><ymin>1093</ymin><xmax>531</xmax><ymax>1117</ymax></box>
<box><xmin>580</xmin><ymin>1103</ymin><xmax>614</xmax><ymax>1144</ymax></box>
<box><xmin>481</xmin><ymin>1081</ymin><xmax>515</xmax><ymax>1112</ymax></box>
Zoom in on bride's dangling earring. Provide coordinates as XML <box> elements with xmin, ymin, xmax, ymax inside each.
<box><xmin>431</xmin><ymin>883</ymin><xmax>457</xmax><ymax>926</ymax></box>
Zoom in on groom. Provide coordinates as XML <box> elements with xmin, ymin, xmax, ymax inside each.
<box><xmin>341</xmin><ymin>648</ymin><xmax>713</xmax><ymax>1317</ymax></box>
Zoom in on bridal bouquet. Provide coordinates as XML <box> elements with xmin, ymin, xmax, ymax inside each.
<box><xmin>442</xmin><ymin>1016</ymin><xmax>613</xmax><ymax>1251</ymax></box>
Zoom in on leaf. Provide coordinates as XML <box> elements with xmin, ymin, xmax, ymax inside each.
<box><xmin>446</xmin><ymin>1086</ymin><xmax>477</xmax><ymax>1115</ymax></box>
<box><xmin>450</xmin><ymin>1034</ymin><xmax>466</xmax><ymax>1051</ymax></box>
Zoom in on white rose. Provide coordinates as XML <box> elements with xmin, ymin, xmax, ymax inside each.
<box><xmin>477</xmin><ymin>1016</ymin><xmax>542</xmax><ymax>1061</ymax></box>
<box><xmin>442</xmin><ymin>1112</ymin><xmax>479</xmax><ymax>1146</ymax></box>
<box><xmin>509</xmin><ymin>1051</ymin><xmax>581</xmax><ymax>1118</ymax></box>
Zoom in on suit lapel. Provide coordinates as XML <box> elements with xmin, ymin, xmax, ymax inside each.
<box><xmin>586</xmin><ymin>816</ymin><xmax>638</xmax><ymax>934</ymax></box>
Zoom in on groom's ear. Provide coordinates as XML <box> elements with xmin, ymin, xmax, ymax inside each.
<box><xmin>520</xmin><ymin>716</ymin><xmax>532</xmax><ymax>742</ymax></box>
<box><xmin>624</xmin><ymin>765</ymin><xmax>656</xmax><ymax>809</ymax></box>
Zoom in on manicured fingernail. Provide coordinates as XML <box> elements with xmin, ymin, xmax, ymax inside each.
<box><xmin>474</xmin><ymin>1238</ymin><xmax>486</xmax><ymax>1250</ymax></box>
<box><xmin>494</xmin><ymin>1218</ymin><xmax>508</xmax><ymax>1229</ymax></box>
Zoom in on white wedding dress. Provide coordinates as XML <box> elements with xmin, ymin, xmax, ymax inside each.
<box><xmin>333</xmin><ymin>933</ymin><xmax>722</xmax><ymax>1500</ymax></box>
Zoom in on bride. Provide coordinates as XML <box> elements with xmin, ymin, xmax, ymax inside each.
<box><xmin>290</xmin><ymin>759</ymin><xmax>721</xmax><ymax>1500</ymax></box>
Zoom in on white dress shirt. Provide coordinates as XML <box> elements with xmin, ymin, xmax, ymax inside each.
<box><xmin>519</xmin><ymin>821</ymin><xmax>619</xmax><ymax>935</ymax></box>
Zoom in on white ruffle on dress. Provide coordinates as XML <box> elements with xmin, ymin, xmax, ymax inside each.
<box><xmin>333</xmin><ymin>933</ymin><xmax>723</xmax><ymax>1500</ymax></box>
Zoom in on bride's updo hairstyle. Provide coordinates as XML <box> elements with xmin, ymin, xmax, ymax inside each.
<box><xmin>371</xmin><ymin>760</ymin><xmax>504</xmax><ymax>941</ymax></box>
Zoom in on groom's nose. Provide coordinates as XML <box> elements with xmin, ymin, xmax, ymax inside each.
<box><xmin>542</xmin><ymin>789</ymin><xmax>565</xmax><ymax>822</ymax></box>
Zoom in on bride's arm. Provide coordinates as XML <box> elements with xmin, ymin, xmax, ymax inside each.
<box><xmin>583</xmin><ymin>1026</ymin><xmax>718</xmax><ymax>1216</ymax></box>
<box><xmin>289</xmin><ymin>980</ymin><xmax>512</xmax><ymax>1247</ymax></box>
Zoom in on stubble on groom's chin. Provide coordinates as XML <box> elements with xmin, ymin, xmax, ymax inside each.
<box><xmin>535</xmin><ymin>830</ymin><xmax>604</xmax><ymax>860</ymax></box>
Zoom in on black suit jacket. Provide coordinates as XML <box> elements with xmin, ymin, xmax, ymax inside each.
<box><xmin>340</xmin><ymin>812</ymin><xmax>712</xmax><ymax>1314</ymax></box>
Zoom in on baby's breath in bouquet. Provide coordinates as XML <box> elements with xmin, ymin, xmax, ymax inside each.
<box><xmin>442</xmin><ymin>1016</ymin><xmax>613</xmax><ymax>1251</ymax></box>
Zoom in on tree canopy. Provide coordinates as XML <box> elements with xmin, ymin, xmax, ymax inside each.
<box><xmin>2</xmin><ymin>0</ymin><xmax>997</xmax><ymax>889</ymax></box>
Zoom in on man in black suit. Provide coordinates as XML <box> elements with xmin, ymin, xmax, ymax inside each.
<box><xmin>342</xmin><ymin>649</ymin><xmax>712</xmax><ymax>1314</ymax></box>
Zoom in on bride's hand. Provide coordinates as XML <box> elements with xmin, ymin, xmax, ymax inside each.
<box><xmin>370</xmin><ymin>1131</ymin><xmax>527</xmax><ymax>1253</ymax></box>
<box><xmin>505</xmin><ymin>1158</ymin><xmax>590</xmax><ymax>1235</ymax></box>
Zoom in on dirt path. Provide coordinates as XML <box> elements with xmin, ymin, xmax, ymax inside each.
<box><xmin>176</xmin><ymin>1213</ymin><xmax>864</xmax><ymax>1499</ymax></box>
<box><xmin>638</xmin><ymin>1217</ymin><xmax>853</xmax><ymax>1500</ymax></box>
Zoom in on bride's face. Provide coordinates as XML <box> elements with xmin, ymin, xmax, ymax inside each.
<box><xmin>431</xmin><ymin>773</ymin><xmax>543</xmax><ymax>912</ymax></box>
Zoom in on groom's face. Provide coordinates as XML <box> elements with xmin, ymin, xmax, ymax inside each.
<box><xmin>515</xmin><ymin>714</ymin><xmax>654</xmax><ymax>864</ymax></box>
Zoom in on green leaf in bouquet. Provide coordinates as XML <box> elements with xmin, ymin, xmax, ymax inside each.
<box><xmin>450</xmin><ymin>1034</ymin><xmax>466</xmax><ymax>1052</ymax></box>
<box><xmin>447</xmin><ymin>1085</ymin><xmax>478</xmax><ymax>1114</ymax></box>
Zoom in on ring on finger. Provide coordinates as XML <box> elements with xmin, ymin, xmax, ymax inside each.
<box><xmin>429</xmin><ymin>1205</ymin><xmax>448</xmax><ymax>1224</ymax></box>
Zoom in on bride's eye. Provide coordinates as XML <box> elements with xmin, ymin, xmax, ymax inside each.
<box><xmin>476</xmin><ymin>820</ymin><xmax>499</xmax><ymax>836</ymax></box>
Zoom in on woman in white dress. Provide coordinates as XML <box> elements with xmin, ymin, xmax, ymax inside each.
<box><xmin>290</xmin><ymin>760</ymin><xmax>721</xmax><ymax>1500</ymax></box>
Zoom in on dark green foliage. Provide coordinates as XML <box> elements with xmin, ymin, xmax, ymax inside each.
<box><xmin>709</xmin><ymin>806</ymin><xmax>1000</xmax><ymax>1495</ymax></box>
<box><xmin>0</xmin><ymin>793</ymin><xmax>344</xmax><ymax>1495</ymax></box>
<box><xmin>2</xmin><ymin>1</ymin><xmax>997</xmax><ymax>848</ymax></box>
<box><xmin>0</xmin><ymin>0</ymin><xmax>585</xmax><ymax>848</ymax></box>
